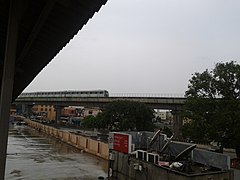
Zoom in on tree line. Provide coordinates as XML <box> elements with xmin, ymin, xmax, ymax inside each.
<box><xmin>82</xmin><ymin>61</ymin><xmax>240</xmax><ymax>158</ymax></box>
<box><xmin>82</xmin><ymin>100</ymin><xmax>155</xmax><ymax>131</ymax></box>
<box><xmin>182</xmin><ymin>61</ymin><xmax>240</xmax><ymax>158</ymax></box>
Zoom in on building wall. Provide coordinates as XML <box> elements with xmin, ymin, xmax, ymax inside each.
<box><xmin>47</xmin><ymin>106</ymin><xmax>56</xmax><ymax>121</ymax></box>
<box><xmin>61</xmin><ymin>107</ymin><xmax>76</xmax><ymax>117</ymax></box>
<box><xmin>32</xmin><ymin>105</ymin><xmax>56</xmax><ymax>121</ymax></box>
<box><xmin>83</xmin><ymin>108</ymin><xmax>101</xmax><ymax>117</ymax></box>
<box><xmin>155</xmin><ymin>110</ymin><xmax>167</xmax><ymax>120</ymax></box>
<box><xmin>32</xmin><ymin>105</ymin><xmax>101</xmax><ymax>120</ymax></box>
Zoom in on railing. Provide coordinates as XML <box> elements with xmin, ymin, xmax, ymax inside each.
<box><xmin>109</xmin><ymin>93</ymin><xmax>185</xmax><ymax>98</ymax></box>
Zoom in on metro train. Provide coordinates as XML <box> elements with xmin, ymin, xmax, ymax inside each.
<box><xmin>18</xmin><ymin>90</ymin><xmax>109</xmax><ymax>98</ymax></box>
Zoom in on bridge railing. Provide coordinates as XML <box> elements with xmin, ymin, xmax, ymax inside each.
<box><xmin>109</xmin><ymin>93</ymin><xmax>185</xmax><ymax>98</ymax></box>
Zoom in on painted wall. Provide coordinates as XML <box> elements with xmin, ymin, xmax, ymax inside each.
<box><xmin>24</xmin><ymin>119</ymin><xmax>109</xmax><ymax>160</ymax></box>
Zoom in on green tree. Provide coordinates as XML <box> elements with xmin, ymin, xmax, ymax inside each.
<box><xmin>94</xmin><ymin>112</ymin><xmax>108</xmax><ymax>129</ymax></box>
<box><xmin>103</xmin><ymin>100</ymin><xmax>155</xmax><ymax>131</ymax></box>
<box><xmin>82</xmin><ymin>113</ymin><xmax>108</xmax><ymax>129</ymax></box>
<box><xmin>183</xmin><ymin>61</ymin><xmax>240</xmax><ymax>157</ymax></box>
<box><xmin>82</xmin><ymin>115</ymin><xmax>96</xmax><ymax>128</ymax></box>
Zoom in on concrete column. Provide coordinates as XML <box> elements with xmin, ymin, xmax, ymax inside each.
<box><xmin>26</xmin><ymin>104</ymin><xmax>34</xmax><ymax>118</ymax></box>
<box><xmin>172</xmin><ymin>110</ymin><xmax>183</xmax><ymax>139</ymax></box>
<box><xmin>0</xmin><ymin>0</ymin><xmax>19</xmax><ymax>178</ymax></box>
<box><xmin>20</xmin><ymin>104</ymin><xmax>28</xmax><ymax>117</ymax></box>
<box><xmin>17</xmin><ymin>104</ymin><xmax>26</xmax><ymax>115</ymax></box>
<box><xmin>15</xmin><ymin>104</ymin><xmax>25</xmax><ymax>115</ymax></box>
<box><xmin>55</xmin><ymin>105</ymin><xmax>63</xmax><ymax>127</ymax></box>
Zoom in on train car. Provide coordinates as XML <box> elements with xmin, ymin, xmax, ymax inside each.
<box><xmin>18</xmin><ymin>90</ymin><xmax>109</xmax><ymax>98</ymax></box>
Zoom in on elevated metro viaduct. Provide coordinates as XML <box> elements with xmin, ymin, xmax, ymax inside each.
<box><xmin>0</xmin><ymin>0</ymin><xmax>107</xmax><ymax>178</ymax></box>
<box><xmin>14</xmin><ymin>95</ymin><xmax>186</xmax><ymax>139</ymax></box>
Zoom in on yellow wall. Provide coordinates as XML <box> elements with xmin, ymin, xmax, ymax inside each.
<box><xmin>32</xmin><ymin>105</ymin><xmax>56</xmax><ymax>121</ymax></box>
<box><xmin>25</xmin><ymin>119</ymin><xmax>109</xmax><ymax>160</ymax></box>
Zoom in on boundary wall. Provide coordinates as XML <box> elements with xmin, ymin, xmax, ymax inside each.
<box><xmin>24</xmin><ymin>119</ymin><xmax>109</xmax><ymax>160</ymax></box>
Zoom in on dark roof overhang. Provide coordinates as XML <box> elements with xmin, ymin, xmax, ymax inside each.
<box><xmin>0</xmin><ymin>0</ymin><xmax>107</xmax><ymax>101</ymax></box>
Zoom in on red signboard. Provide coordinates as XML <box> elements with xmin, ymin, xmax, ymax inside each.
<box><xmin>112</xmin><ymin>133</ymin><xmax>131</xmax><ymax>154</ymax></box>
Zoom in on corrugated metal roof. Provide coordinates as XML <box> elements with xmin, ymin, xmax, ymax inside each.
<box><xmin>0</xmin><ymin>0</ymin><xmax>107</xmax><ymax>100</ymax></box>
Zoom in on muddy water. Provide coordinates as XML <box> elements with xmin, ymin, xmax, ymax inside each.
<box><xmin>5</xmin><ymin>125</ymin><xmax>108</xmax><ymax>180</ymax></box>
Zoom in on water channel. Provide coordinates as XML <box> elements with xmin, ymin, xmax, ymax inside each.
<box><xmin>5</xmin><ymin>125</ymin><xmax>108</xmax><ymax>180</ymax></box>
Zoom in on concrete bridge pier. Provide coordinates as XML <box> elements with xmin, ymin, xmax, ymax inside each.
<box><xmin>25</xmin><ymin>104</ymin><xmax>34</xmax><ymax>118</ymax></box>
<box><xmin>171</xmin><ymin>110</ymin><xmax>183</xmax><ymax>139</ymax></box>
<box><xmin>54</xmin><ymin>105</ymin><xmax>63</xmax><ymax>127</ymax></box>
<box><xmin>17</xmin><ymin>104</ymin><xmax>26</xmax><ymax>115</ymax></box>
<box><xmin>20</xmin><ymin>104</ymin><xmax>26</xmax><ymax>115</ymax></box>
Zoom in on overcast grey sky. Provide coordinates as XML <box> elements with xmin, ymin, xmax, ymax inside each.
<box><xmin>24</xmin><ymin>0</ymin><xmax>240</xmax><ymax>96</ymax></box>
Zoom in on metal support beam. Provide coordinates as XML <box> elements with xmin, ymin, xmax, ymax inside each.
<box><xmin>0</xmin><ymin>0</ymin><xmax>19</xmax><ymax>179</ymax></box>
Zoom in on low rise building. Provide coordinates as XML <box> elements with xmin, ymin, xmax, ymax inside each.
<box><xmin>32</xmin><ymin>105</ymin><xmax>56</xmax><ymax>121</ymax></box>
<box><xmin>83</xmin><ymin>107</ymin><xmax>101</xmax><ymax>117</ymax></box>
<box><xmin>61</xmin><ymin>106</ymin><xmax>76</xmax><ymax>117</ymax></box>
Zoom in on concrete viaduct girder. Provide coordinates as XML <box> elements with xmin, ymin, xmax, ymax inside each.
<box><xmin>14</xmin><ymin>96</ymin><xmax>186</xmax><ymax>111</ymax></box>
<box><xmin>15</xmin><ymin>96</ymin><xmax>186</xmax><ymax>139</ymax></box>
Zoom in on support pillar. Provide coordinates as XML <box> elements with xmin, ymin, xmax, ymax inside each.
<box><xmin>172</xmin><ymin>110</ymin><xmax>183</xmax><ymax>139</ymax></box>
<box><xmin>15</xmin><ymin>104</ymin><xmax>25</xmax><ymax>115</ymax></box>
<box><xmin>20</xmin><ymin>104</ymin><xmax>27</xmax><ymax>116</ymax></box>
<box><xmin>0</xmin><ymin>0</ymin><xmax>19</xmax><ymax>178</ymax></box>
<box><xmin>26</xmin><ymin>104</ymin><xmax>34</xmax><ymax>118</ymax></box>
<box><xmin>55</xmin><ymin>105</ymin><xmax>63</xmax><ymax>128</ymax></box>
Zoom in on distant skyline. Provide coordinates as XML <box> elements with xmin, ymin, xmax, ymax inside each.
<box><xmin>24</xmin><ymin>0</ymin><xmax>240</xmax><ymax>96</ymax></box>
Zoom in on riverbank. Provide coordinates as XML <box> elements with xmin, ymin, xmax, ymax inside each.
<box><xmin>24</xmin><ymin>119</ymin><xmax>109</xmax><ymax>160</ymax></box>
